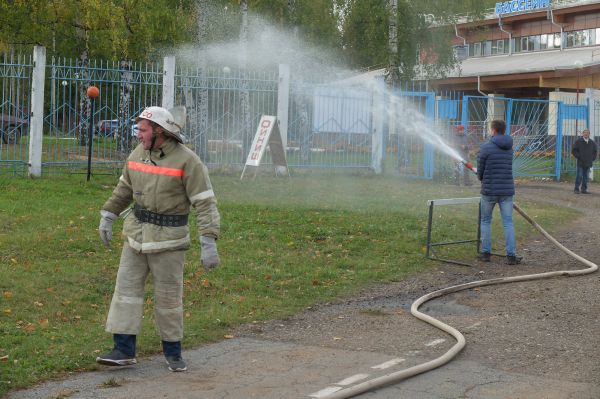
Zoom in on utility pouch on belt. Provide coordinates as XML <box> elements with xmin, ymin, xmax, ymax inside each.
<box><xmin>133</xmin><ymin>204</ymin><xmax>188</xmax><ymax>227</ymax></box>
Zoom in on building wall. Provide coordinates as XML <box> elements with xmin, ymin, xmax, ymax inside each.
<box><xmin>455</xmin><ymin>10</ymin><xmax>600</xmax><ymax>46</ymax></box>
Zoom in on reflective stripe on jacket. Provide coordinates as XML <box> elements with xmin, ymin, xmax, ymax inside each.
<box><xmin>102</xmin><ymin>139</ymin><xmax>220</xmax><ymax>253</ymax></box>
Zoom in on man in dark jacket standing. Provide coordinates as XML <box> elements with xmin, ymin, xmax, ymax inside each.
<box><xmin>571</xmin><ymin>128</ymin><xmax>597</xmax><ymax>194</ymax></box>
<box><xmin>477</xmin><ymin>119</ymin><xmax>518</xmax><ymax>265</ymax></box>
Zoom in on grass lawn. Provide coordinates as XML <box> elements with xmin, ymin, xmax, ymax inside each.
<box><xmin>0</xmin><ymin>173</ymin><xmax>577</xmax><ymax>396</ymax></box>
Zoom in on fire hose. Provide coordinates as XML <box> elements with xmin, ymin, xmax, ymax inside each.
<box><xmin>321</xmin><ymin>164</ymin><xmax>598</xmax><ymax>399</ymax></box>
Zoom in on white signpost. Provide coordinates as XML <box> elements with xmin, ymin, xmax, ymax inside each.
<box><xmin>241</xmin><ymin>115</ymin><xmax>289</xmax><ymax>180</ymax></box>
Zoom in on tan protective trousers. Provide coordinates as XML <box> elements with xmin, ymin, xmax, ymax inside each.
<box><xmin>105</xmin><ymin>242</ymin><xmax>185</xmax><ymax>341</ymax></box>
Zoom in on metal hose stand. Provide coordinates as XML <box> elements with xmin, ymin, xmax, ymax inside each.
<box><xmin>321</xmin><ymin>203</ymin><xmax>598</xmax><ymax>399</ymax></box>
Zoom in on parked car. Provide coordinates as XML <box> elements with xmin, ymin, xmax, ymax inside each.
<box><xmin>0</xmin><ymin>114</ymin><xmax>29</xmax><ymax>144</ymax></box>
<box><xmin>96</xmin><ymin>119</ymin><xmax>121</xmax><ymax>138</ymax></box>
<box><xmin>131</xmin><ymin>123</ymin><xmax>138</xmax><ymax>137</ymax></box>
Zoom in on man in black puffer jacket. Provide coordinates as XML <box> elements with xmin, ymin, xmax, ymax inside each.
<box><xmin>477</xmin><ymin>119</ymin><xmax>519</xmax><ymax>265</ymax></box>
<box><xmin>571</xmin><ymin>128</ymin><xmax>597</xmax><ymax>194</ymax></box>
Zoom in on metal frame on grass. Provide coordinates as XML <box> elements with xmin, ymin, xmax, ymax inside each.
<box><xmin>425</xmin><ymin>197</ymin><xmax>481</xmax><ymax>267</ymax></box>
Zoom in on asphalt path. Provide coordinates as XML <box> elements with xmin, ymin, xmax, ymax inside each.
<box><xmin>6</xmin><ymin>335</ymin><xmax>597</xmax><ymax>399</ymax></box>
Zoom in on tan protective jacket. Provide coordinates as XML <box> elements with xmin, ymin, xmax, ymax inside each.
<box><xmin>102</xmin><ymin>139</ymin><xmax>220</xmax><ymax>253</ymax></box>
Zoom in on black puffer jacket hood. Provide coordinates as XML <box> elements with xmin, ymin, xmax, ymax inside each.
<box><xmin>491</xmin><ymin>134</ymin><xmax>513</xmax><ymax>151</ymax></box>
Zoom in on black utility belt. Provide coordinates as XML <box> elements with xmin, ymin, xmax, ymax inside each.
<box><xmin>133</xmin><ymin>204</ymin><xmax>188</xmax><ymax>227</ymax></box>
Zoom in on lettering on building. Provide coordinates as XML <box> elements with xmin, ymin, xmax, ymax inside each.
<box><xmin>495</xmin><ymin>0</ymin><xmax>550</xmax><ymax>16</ymax></box>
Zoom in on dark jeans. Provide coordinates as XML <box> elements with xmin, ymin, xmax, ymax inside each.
<box><xmin>162</xmin><ymin>340</ymin><xmax>182</xmax><ymax>357</ymax></box>
<box><xmin>114</xmin><ymin>334</ymin><xmax>136</xmax><ymax>357</ymax></box>
<box><xmin>575</xmin><ymin>165</ymin><xmax>590</xmax><ymax>192</ymax></box>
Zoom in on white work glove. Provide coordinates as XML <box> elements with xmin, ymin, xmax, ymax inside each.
<box><xmin>200</xmin><ymin>236</ymin><xmax>220</xmax><ymax>271</ymax></box>
<box><xmin>99</xmin><ymin>210</ymin><xmax>118</xmax><ymax>247</ymax></box>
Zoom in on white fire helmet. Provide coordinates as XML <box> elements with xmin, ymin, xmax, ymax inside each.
<box><xmin>136</xmin><ymin>106</ymin><xmax>186</xmax><ymax>143</ymax></box>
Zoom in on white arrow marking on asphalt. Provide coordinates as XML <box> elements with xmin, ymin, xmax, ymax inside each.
<box><xmin>371</xmin><ymin>358</ymin><xmax>406</xmax><ymax>370</ymax></box>
<box><xmin>336</xmin><ymin>373</ymin><xmax>370</xmax><ymax>385</ymax></box>
<box><xmin>309</xmin><ymin>386</ymin><xmax>342</xmax><ymax>398</ymax></box>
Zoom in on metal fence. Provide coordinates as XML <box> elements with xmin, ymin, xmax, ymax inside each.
<box><xmin>175</xmin><ymin>66</ymin><xmax>279</xmax><ymax>168</ymax></box>
<box><xmin>43</xmin><ymin>58</ymin><xmax>164</xmax><ymax>173</ymax></box>
<box><xmin>461</xmin><ymin>95</ymin><xmax>589</xmax><ymax>180</ymax></box>
<box><xmin>0</xmin><ymin>52</ymin><xmax>32</xmax><ymax>175</ymax></box>
<box><xmin>0</xmin><ymin>46</ymin><xmax>595</xmax><ymax>181</ymax></box>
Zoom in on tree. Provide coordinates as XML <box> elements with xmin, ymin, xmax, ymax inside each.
<box><xmin>341</xmin><ymin>0</ymin><xmax>497</xmax><ymax>81</ymax></box>
<box><xmin>239</xmin><ymin>0</ymin><xmax>252</xmax><ymax>162</ymax></box>
<box><xmin>188</xmin><ymin>0</ymin><xmax>210</xmax><ymax>162</ymax></box>
<box><xmin>0</xmin><ymin>0</ymin><xmax>196</xmax><ymax>61</ymax></box>
<box><xmin>386</xmin><ymin>0</ymin><xmax>399</xmax><ymax>85</ymax></box>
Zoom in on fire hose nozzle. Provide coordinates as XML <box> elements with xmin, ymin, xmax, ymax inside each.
<box><xmin>463</xmin><ymin>161</ymin><xmax>477</xmax><ymax>174</ymax></box>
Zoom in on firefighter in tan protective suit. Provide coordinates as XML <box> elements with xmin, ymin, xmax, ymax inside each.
<box><xmin>96</xmin><ymin>106</ymin><xmax>220</xmax><ymax>372</ymax></box>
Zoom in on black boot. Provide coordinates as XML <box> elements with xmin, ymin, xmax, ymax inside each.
<box><xmin>478</xmin><ymin>252</ymin><xmax>491</xmax><ymax>262</ymax></box>
<box><xmin>506</xmin><ymin>255</ymin><xmax>521</xmax><ymax>265</ymax></box>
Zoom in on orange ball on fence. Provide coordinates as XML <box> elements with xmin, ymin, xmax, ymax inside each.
<box><xmin>86</xmin><ymin>85</ymin><xmax>100</xmax><ymax>98</ymax></box>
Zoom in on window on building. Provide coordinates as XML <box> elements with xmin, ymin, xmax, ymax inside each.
<box><xmin>483</xmin><ymin>40</ymin><xmax>492</xmax><ymax>56</ymax></box>
<box><xmin>521</xmin><ymin>37</ymin><xmax>529</xmax><ymax>51</ymax></box>
<box><xmin>541</xmin><ymin>34</ymin><xmax>548</xmax><ymax>49</ymax></box>
<box><xmin>554</xmin><ymin>33</ymin><xmax>562</xmax><ymax>48</ymax></box>
<box><xmin>581</xmin><ymin>30</ymin><xmax>587</xmax><ymax>46</ymax></box>
<box><xmin>530</xmin><ymin>35</ymin><xmax>540</xmax><ymax>51</ymax></box>
<box><xmin>465</xmin><ymin>26</ymin><xmax>600</xmax><ymax>59</ymax></box>
<box><xmin>497</xmin><ymin>39</ymin><xmax>505</xmax><ymax>54</ymax></box>
<box><xmin>453</xmin><ymin>45</ymin><xmax>468</xmax><ymax>60</ymax></box>
<box><xmin>571</xmin><ymin>30</ymin><xmax>586</xmax><ymax>46</ymax></box>
<box><xmin>513</xmin><ymin>37</ymin><xmax>521</xmax><ymax>52</ymax></box>
<box><xmin>566</xmin><ymin>31</ymin><xmax>574</xmax><ymax>47</ymax></box>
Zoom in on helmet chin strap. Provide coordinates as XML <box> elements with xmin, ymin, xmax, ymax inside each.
<box><xmin>148</xmin><ymin>127</ymin><xmax>160</xmax><ymax>165</ymax></box>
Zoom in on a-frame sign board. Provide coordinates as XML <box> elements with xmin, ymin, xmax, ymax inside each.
<box><xmin>240</xmin><ymin>115</ymin><xmax>289</xmax><ymax>180</ymax></box>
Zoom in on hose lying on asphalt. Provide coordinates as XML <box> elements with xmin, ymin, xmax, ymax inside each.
<box><xmin>320</xmin><ymin>202</ymin><xmax>598</xmax><ymax>399</ymax></box>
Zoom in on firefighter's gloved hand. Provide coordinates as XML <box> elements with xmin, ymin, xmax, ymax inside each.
<box><xmin>200</xmin><ymin>236</ymin><xmax>219</xmax><ymax>271</ymax></box>
<box><xmin>99</xmin><ymin>210</ymin><xmax>118</xmax><ymax>247</ymax></box>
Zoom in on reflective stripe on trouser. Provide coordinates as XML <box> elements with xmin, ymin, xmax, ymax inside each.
<box><xmin>106</xmin><ymin>242</ymin><xmax>185</xmax><ymax>341</ymax></box>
